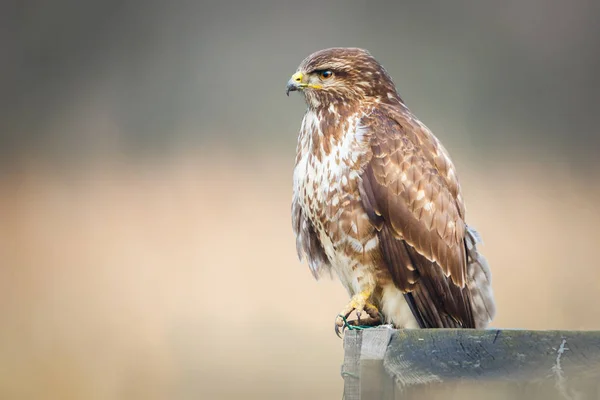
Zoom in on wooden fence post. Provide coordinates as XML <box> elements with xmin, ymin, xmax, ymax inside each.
<box><xmin>342</xmin><ymin>327</ymin><xmax>600</xmax><ymax>399</ymax></box>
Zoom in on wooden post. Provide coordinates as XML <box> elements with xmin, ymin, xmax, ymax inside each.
<box><xmin>342</xmin><ymin>327</ymin><xmax>600</xmax><ymax>399</ymax></box>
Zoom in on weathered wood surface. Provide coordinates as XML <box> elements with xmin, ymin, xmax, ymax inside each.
<box><xmin>342</xmin><ymin>327</ymin><xmax>600</xmax><ymax>400</ymax></box>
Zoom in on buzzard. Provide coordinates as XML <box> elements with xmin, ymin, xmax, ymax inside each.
<box><xmin>287</xmin><ymin>48</ymin><xmax>495</xmax><ymax>335</ymax></box>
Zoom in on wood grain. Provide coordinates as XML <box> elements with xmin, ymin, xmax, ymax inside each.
<box><xmin>343</xmin><ymin>327</ymin><xmax>600</xmax><ymax>399</ymax></box>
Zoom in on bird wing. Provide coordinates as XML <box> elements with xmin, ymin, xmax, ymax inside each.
<box><xmin>358</xmin><ymin>104</ymin><xmax>475</xmax><ymax>328</ymax></box>
<box><xmin>292</xmin><ymin>195</ymin><xmax>330</xmax><ymax>279</ymax></box>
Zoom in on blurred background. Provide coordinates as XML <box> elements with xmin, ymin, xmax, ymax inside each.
<box><xmin>1</xmin><ymin>1</ymin><xmax>600</xmax><ymax>399</ymax></box>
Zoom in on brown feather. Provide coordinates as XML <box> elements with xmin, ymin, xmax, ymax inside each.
<box><xmin>359</xmin><ymin>105</ymin><xmax>475</xmax><ymax>327</ymax></box>
<box><xmin>292</xmin><ymin>198</ymin><xmax>330</xmax><ymax>279</ymax></box>
<box><xmin>289</xmin><ymin>47</ymin><xmax>494</xmax><ymax>330</ymax></box>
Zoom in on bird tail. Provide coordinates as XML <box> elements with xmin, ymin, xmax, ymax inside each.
<box><xmin>465</xmin><ymin>226</ymin><xmax>496</xmax><ymax>328</ymax></box>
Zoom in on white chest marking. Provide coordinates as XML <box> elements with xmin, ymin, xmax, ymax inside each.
<box><xmin>293</xmin><ymin>111</ymin><xmax>367</xmax><ymax>293</ymax></box>
<box><xmin>293</xmin><ymin>111</ymin><xmax>362</xmax><ymax>206</ymax></box>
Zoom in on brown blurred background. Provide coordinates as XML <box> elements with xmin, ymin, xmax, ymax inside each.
<box><xmin>1</xmin><ymin>1</ymin><xmax>600</xmax><ymax>399</ymax></box>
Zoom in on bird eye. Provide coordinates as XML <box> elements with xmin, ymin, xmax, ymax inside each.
<box><xmin>319</xmin><ymin>70</ymin><xmax>333</xmax><ymax>80</ymax></box>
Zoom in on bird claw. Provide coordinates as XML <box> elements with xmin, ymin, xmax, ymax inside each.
<box><xmin>363</xmin><ymin>303</ymin><xmax>383</xmax><ymax>321</ymax></box>
<box><xmin>334</xmin><ymin>302</ymin><xmax>383</xmax><ymax>338</ymax></box>
<box><xmin>335</xmin><ymin>312</ymin><xmax>354</xmax><ymax>338</ymax></box>
<box><xmin>335</xmin><ymin>318</ymin><xmax>345</xmax><ymax>338</ymax></box>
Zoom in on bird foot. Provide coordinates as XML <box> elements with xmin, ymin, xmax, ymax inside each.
<box><xmin>334</xmin><ymin>292</ymin><xmax>382</xmax><ymax>337</ymax></box>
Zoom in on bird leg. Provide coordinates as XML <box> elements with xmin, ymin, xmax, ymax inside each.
<box><xmin>334</xmin><ymin>290</ymin><xmax>382</xmax><ymax>337</ymax></box>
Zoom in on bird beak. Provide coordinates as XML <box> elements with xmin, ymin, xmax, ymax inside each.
<box><xmin>286</xmin><ymin>72</ymin><xmax>305</xmax><ymax>96</ymax></box>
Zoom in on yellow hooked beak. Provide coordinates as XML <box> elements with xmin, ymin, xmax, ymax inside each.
<box><xmin>286</xmin><ymin>72</ymin><xmax>322</xmax><ymax>96</ymax></box>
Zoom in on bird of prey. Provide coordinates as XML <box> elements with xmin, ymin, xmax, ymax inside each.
<box><xmin>287</xmin><ymin>48</ymin><xmax>495</xmax><ymax>335</ymax></box>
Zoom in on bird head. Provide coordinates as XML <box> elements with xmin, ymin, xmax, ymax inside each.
<box><xmin>286</xmin><ymin>47</ymin><xmax>400</xmax><ymax>110</ymax></box>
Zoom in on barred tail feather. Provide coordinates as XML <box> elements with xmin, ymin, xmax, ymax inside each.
<box><xmin>465</xmin><ymin>226</ymin><xmax>496</xmax><ymax>328</ymax></box>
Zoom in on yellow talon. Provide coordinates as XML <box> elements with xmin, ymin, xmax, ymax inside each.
<box><xmin>349</xmin><ymin>290</ymin><xmax>371</xmax><ymax>309</ymax></box>
<box><xmin>334</xmin><ymin>290</ymin><xmax>382</xmax><ymax>337</ymax></box>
